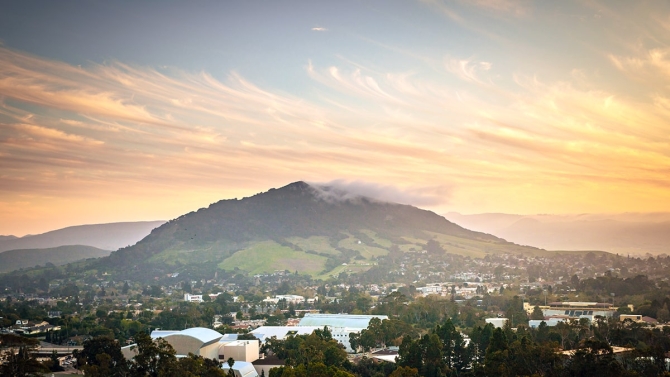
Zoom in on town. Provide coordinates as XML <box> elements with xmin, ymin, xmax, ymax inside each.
<box><xmin>2</xmin><ymin>243</ymin><xmax>670</xmax><ymax>376</ymax></box>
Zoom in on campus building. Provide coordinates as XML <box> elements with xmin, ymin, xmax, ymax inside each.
<box><xmin>542</xmin><ymin>302</ymin><xmax>616</xmax><ymax>318</ymax></box>
<box><xmin>121</xmin><ymin>327</ymin><xmax>259</xmax><ymax>365</ymax></box>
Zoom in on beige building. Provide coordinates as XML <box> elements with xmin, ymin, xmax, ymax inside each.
<box><xmin>220</xmin><ymin>339</ymin><xmax>260</xmax><ymax>362</ymax></box>
<box><xmin>619</xmin><ymin>314</ymin><xmax>643</xmax><ymax>323</ymax></box>
<box><xmin>122</xmin><ymin>327</ymin><xmax>225</xmax><ymax>361</ymax></box>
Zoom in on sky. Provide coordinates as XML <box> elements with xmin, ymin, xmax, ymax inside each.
<box><xmin>1</xmin><ymin>0</ymin><xmax>670</xmax><ymax>236</ymax></box>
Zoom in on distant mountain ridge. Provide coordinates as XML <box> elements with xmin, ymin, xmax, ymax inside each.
<box><xmin>0</xmin><ymin>221</ymin><xmax>165</xmax><ymax>253</ymax></box>
<box><xmin>0</xmin><ymin>245</ymin><xmax>111</xmax><ymax>273</ymax></box>
<box><xmin>443</xmin><ymin>212</ymin><xmax>670</xmax><ymax>255</ymax></box>
<box><xmin>106</xmin><ymin>181</ymin><xmax>546</xmax><ymax>277</ymax></box>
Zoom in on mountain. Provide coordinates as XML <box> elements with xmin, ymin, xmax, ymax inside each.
<box><xmin>0</xmin><ymin>245</ymin><xmax>111</xmax><ymax>273</ymax></box>
<box><xmin>106</xmin><ymin>181</ymin><xmax>546</xmax><ymax>278</ymax></box>
<box><xmin>443</xmin><ymin>212</ymin><xmax>670</xmax><ymax>255</ymax></box>
<box><xmin>0</xmin><ymin>221</ymin><xmax>165</xmax><ymax>253</ymax></box>
<box><xmin>0</xmin><ymin>235</ymin><xmax>17</xmax><ymax>241</ymax></box>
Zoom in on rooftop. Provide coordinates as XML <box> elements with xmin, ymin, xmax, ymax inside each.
<box><xmin>298</xmin><ymin>314</ymin><xmax>389</xmax><ymax>329</ymax></box>
<box><xmin>151</xmin><ymin>327</ymin><xmax>223</xmax><ymax>347</ymax></box>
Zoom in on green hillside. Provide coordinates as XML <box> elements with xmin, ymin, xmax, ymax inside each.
<box><xmin>100</xmin><ymin>181</ymin><xmax>547</xmax><ymax>278</ymax></box>
<box><xmin>0</xmin><ymin>245</ymin><xmax>111</xmax><ymax>273</ymax></box>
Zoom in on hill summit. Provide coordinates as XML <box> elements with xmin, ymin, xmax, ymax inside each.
<box><xmin>107</xmin><ymin>181</ymin><xmax>542</xmax><ymax>277</ymax></box>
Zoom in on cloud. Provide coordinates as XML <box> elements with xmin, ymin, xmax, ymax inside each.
<box><xmin>3</xmin><ymin>11</ymin><xmax>670</xmax><ymax>237</ymax></box>
<box><xmin>444</xmin><ymin>57</ymin><xmax>493</xmax><ymax>84</ymax></box>
<box><xmin>461</xmin><ymin>0</ymin><xmax>532</xmax><ymax>16</ymax></box>
<box><xmin>309</xmin><ymin>180</ymin><xmax>452</xmax><ymax>207</ymax></box>
<box><xmin>311</xmin><ymin>27</ymin><xmax>327</xmax><ymax>31</ymax></box>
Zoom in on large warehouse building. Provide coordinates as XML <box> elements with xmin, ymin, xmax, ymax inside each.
<box><xmin>251</xmin><ymin>314</ymin><xmax>389</xmax><ymax>352</ymax></box>
<box><xmin>542</xmin><ymin>302</ymin><xmax>616</xmax><ymax>318</ymax></box>
<box><xmin>121</xmin><ymin>327</ymin><xmax>259</xmax><ymax>365</ymax></box>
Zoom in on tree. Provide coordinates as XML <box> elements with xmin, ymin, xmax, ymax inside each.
<box><xmin>571</xmin><ymin>274</ymin><xmax>580</xmax><ymax>288</ymax></box>
<box><xmin>389</xmin><ymin>366</ymin><xmax>420</xmax><ymax>377</ymax></box>
<box><xmin>565</xmin><ymin>339</ymin><xmax>623</xmax><ymax>377</ymax></box>
<box><xmin>175</xmin><ymin>353</ymin><xmax>225</xmax><ymax>376</ymax></box>
<box><xmin>398</xmin><ymin>335</ymin><xmax>423</xmax><ymax>371</ymax></box>
<box><xmin>531</xmin><ymin>305</ymin><xmax>545</xmax><ymax>320</ymax></box>
<box><xmin>48</xmin><ymin>350</ymin><xmax>65</xmax><ymax>372</ymax></box>
<box><xmin>226</xmin><ymin>358</ymin><xmax>236</xmax><ymax>377</ymax></box>
<box><xmin>425</xmin><ymin>239</ymin><xmax>445</xmax><ymax>255</ymax></box>
<box><xmin>0</xmin><ymin>346</ymin><xmax>49</xmax><ymax>377</ymax></box>
<box><xmin>129</xmin><ymin>331</ymin><xmax>178</xmax><ymax>376</ymax></box>
<box><xmin>656</xmin><ymin>303</ymin><xmax>669</xmax><ymax>323</ymax></box>
<box><xmin>74</xmin><ymin>336</ymin><xmax>128</xmax><ymax>377</ymax></box>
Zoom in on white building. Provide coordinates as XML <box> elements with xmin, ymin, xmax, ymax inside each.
<box><xmin>121</xmin><ymin>328</ymin><xmax>260</xmax><ymax>364</ymax></box>
<box><xmin>528</xmin><ymin>318</ymin><xmax>567</xmax><ymax>328</ymax></box>
<box><xmin>542</xmin><ymin>302</ymin><xmax>616</xmax><ymax>318</ymax></box>
<box><xmin>417</xmin><ymin>285</ymin><xmax>444</xmax><ymax>295</ymax></box>
<box><xmin>248</xmin><ymin>314</ymin><xmax>390</xmax><ymax>353</ymax></box>
<box><xmin>123</xmin><ymin>327</ymin><xmax>223</xmax><ymax>361</ymax></box>
<box><xmin>262</xmin><ymin>295</ymin><xmax>306</xmax><ymax>305</ymax></box>
<box><xmin>485</xmin><ymin>318</ymin><xmax>508</xmax><ymax>328</ymax></box>
<box><xmin>184</xmin><ymin>293</ymin><xmax>203</xmax><ymax>303</ymax></box>
<box><xmin>297</xmin><ymin>314</ymin><xmax>389</xmax><ymax>352</ymax></box>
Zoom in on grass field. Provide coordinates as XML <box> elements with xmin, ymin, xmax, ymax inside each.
<box><xmin>425</xmin><ymin>231</ymin><xmax>547</xmax><ymax>257</ymax></box>
<box><xmin>219</xmin><ymin>241</ymin><xmax>328</xmax><ymax>276</ymax></box>
<box><xmin>315</xmin><ymin>262</ymin><xmax>373</xmax><ymax>280</ymax></box>
<box><xmin>359</xmin><ymin>229</ymin><xmax>393</xmax><ymax>248</ymax></box>
<box><xmin>148</xmin><ymin>241</ymin><xmax>235</xmax><ymax>265</ymax></box>
<box><xmin>338</xmin><ymin>233</ymin><xmax>389</xmax><ymax>259</ymax></box>
<box><xmin>285</xmin><ymin>236</ymin><xmax>341</xmax><ymax>256</ymax></box>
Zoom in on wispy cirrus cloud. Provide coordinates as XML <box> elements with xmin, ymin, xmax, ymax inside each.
<box><xmin>444</xmin><ymin>57</ymin><xmax>494</xmax><ymax>84</ymax></box>
<box><xmin>461</xmin><ymin>0</ymin><xmax>532</xmax><ymax>17</ymax></box>
<box><xmin>3</xmin><ymin>1</ymin><xmax>670</xmax><ymax>236</ymax></box>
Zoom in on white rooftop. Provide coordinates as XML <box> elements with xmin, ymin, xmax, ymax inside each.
<box><xmin>298</xmin><ymin>314</ymin><xmax>389</xmax><ymax>329</ymax></box>
<box><xmin>249</xmin><ymin>326</ymin><xmax>321</xmax><ymax>342</ymax></box>
<box><xmin>221</xmin><ymin>361</ymin><xmax>259</xmax><ymax>377</ymax></box>
<box><xmin>151</xmin><ymin>327</ymin><xmax>223</xmax><ymax>345</ymax></box>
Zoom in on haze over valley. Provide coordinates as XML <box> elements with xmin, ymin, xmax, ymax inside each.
<box><xmin>444</xmin><ymin>212</ymin><xmax>670</xmax><ymax>256</ymax></box>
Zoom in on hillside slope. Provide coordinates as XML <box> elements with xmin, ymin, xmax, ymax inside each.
<box><xmin>107</xmin><ymin>182</ymin><xmax>545</xmax><ymax>277</ymax></box>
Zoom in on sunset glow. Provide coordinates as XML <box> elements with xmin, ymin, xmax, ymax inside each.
<box><xmin>1</xmin><ymin>1</ymin><xmax>670</xmax><ymax>235</ymax></box>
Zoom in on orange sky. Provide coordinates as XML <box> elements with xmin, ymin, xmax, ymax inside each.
<box><xmin>1</xmin><ymin>1</ymin><xmax>670</xmax><ymax>236</ymax></box>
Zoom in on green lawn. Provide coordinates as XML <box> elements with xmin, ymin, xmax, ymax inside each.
<box><xmin>148</xmin><ymin>240</ymin><xmax>235</xmax><ymax>265</ymax></box>
<box><xmin>315</xmin><ymin>262</ymin><xmax>373</xmax><ymax>280</ymax></box>
<box><xmin>219</xmin><ymin>241</ymin><xmax>328</xmax><ymax>276</ymax></box>
<box><xmin>285</xmin><ymin>236</ymin><xmax>341</xmax><ymax>256</ymax></box>
<box><xmin>338</xmin><ymin>233</ymin><xmax>388</xmax><ymax>259</ymax></box>
<box><xmin>359</xmin><ymin>229</ymin><xmax>393</xmax><ymax>248</ymax></box>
